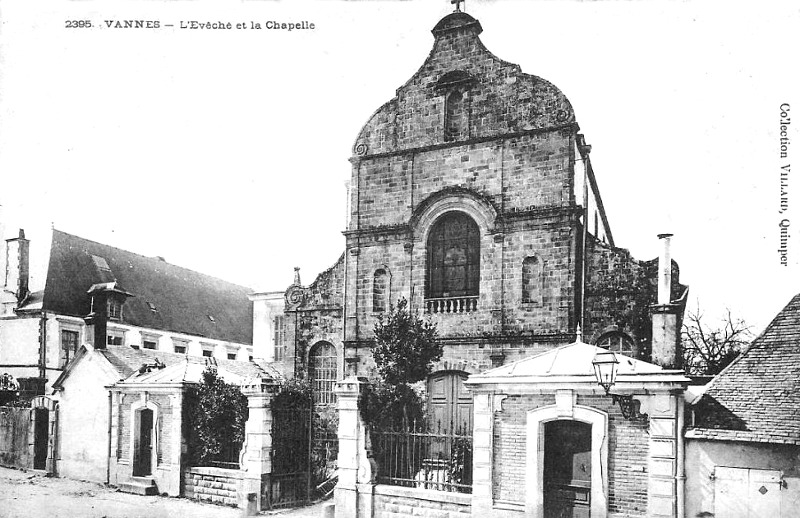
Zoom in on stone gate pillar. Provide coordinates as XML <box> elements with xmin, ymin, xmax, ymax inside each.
<box><xmin>239</xmin><ymin>377</ymin><xmax>278</xmax><ymax>512</ymax></box>
<box><xmin>335</xmin><ymin>376</ymin><xmax>374</xmax><ymax>518</ymax></box>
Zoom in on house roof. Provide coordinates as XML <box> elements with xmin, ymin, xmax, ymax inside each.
<box><xmin>53</xmin><ymin>344</ymin><xmax>272</xmax><ymax>390</ymax></box>
<box><xmin>42</xmin><ymin>230</ymin><xmax>253</xmax><ymax>345</ymax></box>
<box><xmin>688</xmin><ymin>293</ymin><xmax>800</xmax><ymax>445</ymax></box>
<box><xmin>99</xmin><ymin>345</ymin><xmax>267</xmax><ymax>380</ymax></box>
<box><xmin>466</xmin><ymin>339</ymin><xmax>688</xmax><ymax>390</ymax></box>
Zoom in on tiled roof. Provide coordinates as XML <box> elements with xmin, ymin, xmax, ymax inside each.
<box><xmin>689</xmin><ymin>293</ymin><xmax>800</xmax><ymax>445</ymax></box>
<box><xmin>42</xmin><ymin>230</ymin><xmax>253</xmax><ymax>345</ymax></box>
<box><xmin>99</xmin><ymin>345</ymin><xmax>270</xmax><ymax>381</ymax></box>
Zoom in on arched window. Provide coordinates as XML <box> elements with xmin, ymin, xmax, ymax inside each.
<box><xmin>596</xmin><ymin>332</ymin><xmax>635</xmax><ymax>356</ymax></box>
<box><xmin>522</xmin><ymin>256</ymin><xmax>542</xmax><ymax>304</ymax></box>
<box><xmin>309</xmin><ymin>342</ymin><xmax>337</xmax><ymax>405</ymax></box>
<box><xmin>445</xmin><ymin>90</ymin><xmax>468</xmax><ymax>141</ymax></box>
<box><xmin>426</xmin><ymin>212</ymin><xmax>480</xmax><ymax>299</ymax></box>
<box><xmin>373</xmin><ymin>269</ymin><xmax>389</xmax><ymax>313</ymax></box>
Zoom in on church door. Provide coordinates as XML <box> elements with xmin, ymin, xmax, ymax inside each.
<box><xmin>543</xmin><ymin>420</ymin><xmax>592</xmax><ymax>518</ymax></box>
<box><xmin>33</xmin><ymin>408</ymin><xmax>49</xmax><ymax>470</ymax></box>
<box><xmin>427</xmin><ymin>371</ymin><xmax>472</xmax><ymax>435</ymax></box>
<box><xmin>133</xmin><ymin>409</ymin><xmax>154</xmax><ymax>476</ymax></box>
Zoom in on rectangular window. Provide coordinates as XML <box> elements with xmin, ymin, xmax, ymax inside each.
<box><xmin>60</xmin><ymin>330</ymin><xmax>79</xmax><ymax>368</ymax></box>
<box><xmin>174</xmin><ymin>345</ymin><xmax>186</xmax><ymax>354</ymax></box>
<box><xmin>143</xmin><ymin>340</ymin><xmax>157</xmax><ymax>350</ymax></box>
<box><xmin>107</xmin><ymin>298</ymin><xmax>122</xmax><ymax>320</ymax></box>
<box><xmin>227</xmin><ymin>353</ymin><xmax>237</xmax><ymax>360</ymax></box>
<box><xmin>273</xmin><ymin>315</ymin><xmax>286</xmax><ymax>362</ymax></box>
<box><xmin>107</xmin><ymin>334</ymin><xmax>124</xmax><ymax>346</ymax></box>
<box><xmin>202</xmin><ymin>350</ymin><xmax>213</xmax><ymax>357</ymax></box>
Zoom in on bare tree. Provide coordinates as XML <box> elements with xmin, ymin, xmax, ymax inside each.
<box><xmin>682</xmin><ymin>303</ymin><xmax>754</xmax><ymax>375</ymax></box>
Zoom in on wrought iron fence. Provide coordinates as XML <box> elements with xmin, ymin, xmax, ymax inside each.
<box><xmin>372</xmin><ymin>422</ymin><xmax>473</xmax><ymax>493</ymax></box>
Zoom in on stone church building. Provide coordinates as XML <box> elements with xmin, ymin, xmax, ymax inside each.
<box><xmin>267</xmin><ymin>9</ymin><xmax>687</xmax><ymax>426</ymax></box>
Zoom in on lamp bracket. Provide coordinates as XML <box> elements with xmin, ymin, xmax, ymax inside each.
<box><xmin>611</xmin><ymin>394</ymin><xmax>647</xmax><ymax>421</ymax></box>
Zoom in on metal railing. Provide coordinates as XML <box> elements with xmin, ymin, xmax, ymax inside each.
<box><xmin>424</xmin><ymin>296</ymin><xmax>478</xmax><ymax>314</ymax></box>
<box><xmin>372</xmin><ymin>423</ymin><xmax>473</xmax><ymax>493</ymax></box>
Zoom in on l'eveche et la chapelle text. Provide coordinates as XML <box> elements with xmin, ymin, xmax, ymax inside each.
<box><xmin>65</xmin><ymin>19</ymin><xmax>316</xmax><ymax>31</ymax></box>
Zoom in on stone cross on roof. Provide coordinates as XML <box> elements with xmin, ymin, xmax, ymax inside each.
<box><xmin>451</xmin><ymin>0</ymin><xmax>464</xmax><ymax>13</ymax></box>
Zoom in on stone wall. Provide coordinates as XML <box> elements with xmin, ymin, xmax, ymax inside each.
<box><xmin>0</xmin><ymin>406</ymin><xmax>30</xmax><ymax>469</ymax></box>
<box><xmin>183</xmin><ymin>466</ymin><xmax>243</xmax><ymax>507</ymax></box>
<box><xmin>373</xmin><ymin>484</ymin><xmax>471</xmax><ymax>518</ymax></box>
<box><xmin>283</xmin><ymin>255</ymin><xmax>345</xmax><ymax>378</ymax></box>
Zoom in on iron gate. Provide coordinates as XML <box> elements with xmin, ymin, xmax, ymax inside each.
<box><xmin>268</xmin><ymin>406</ymin><xmax>338</xmax><ymax>509</ymax></box>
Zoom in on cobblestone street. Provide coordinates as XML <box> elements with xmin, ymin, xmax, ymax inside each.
<box><xmin>0</xmin><ymin>467</ymin><xmax>325</xmax><ymax>518</ymax></box>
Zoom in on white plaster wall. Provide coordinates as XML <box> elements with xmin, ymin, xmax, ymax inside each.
<box><xmin>685</xmin><ymin>438</ymin><xmax>800</xmax><ymax>518</ymax></box>
<box><xmin>0</xmin><ymin>315</ymin><xmax>42</xmax><ymax>382</ymax></box>
<box><xmin>57</xmin><ymin>352</ymin><xmax>113</xmax><ymax>483</ymax></box>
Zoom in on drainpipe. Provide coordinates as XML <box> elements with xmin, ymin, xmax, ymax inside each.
<box><xmin>39</xmin><ymin>313</ymin><xmax>48</xmax><ymax>382</ymax></box>
<box><xmin>578</xmin><ymin>135</ymin><xmax>591</xmax><ymax>334</ymax></box>
<box><xmin>676</xmin><ymin>395</ymin><xmax>686</xmax><ymax>518</ymax></box>
<box><xmin>107</xmin><ymin>390</ymin><xmax>113</xmax><ymax>484</ymax></box>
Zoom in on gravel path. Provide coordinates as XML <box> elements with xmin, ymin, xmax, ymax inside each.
<box><xmin>0</xmin><ymin>467</ymin><xmax>327</xmax><ymax>518</ymax></box>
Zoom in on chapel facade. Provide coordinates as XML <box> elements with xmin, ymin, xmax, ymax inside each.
<box><xmin>265</xmin><ymin>10</ymin><xmax>686</xmax><ymax>426</ymax></box>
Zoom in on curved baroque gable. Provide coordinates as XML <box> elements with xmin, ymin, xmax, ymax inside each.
<box><xmin>353</xmin><ymin>12</ymin><xmax>575</xmax><ymax>157</ymax></box>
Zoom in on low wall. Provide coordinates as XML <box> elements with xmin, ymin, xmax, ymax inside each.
<box><xmin>0</xmin><ymin>406</ymin><xmax>30</xmax><ymax>470</ymax></box>
<box><xmin>183</xmin><ymin>466</ymin><xmax>243</xmax><ymax>507</ymax></box>
<box><xmin>373</xmin><ymin>484</ymin><xmax>471</xmax><ymax>518</ymax></box>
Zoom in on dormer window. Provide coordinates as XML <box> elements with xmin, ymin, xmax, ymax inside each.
<box><xmin>107</xmin><ymin>298</ymin><xmax>122</xmax><ymax>320</ymax></box>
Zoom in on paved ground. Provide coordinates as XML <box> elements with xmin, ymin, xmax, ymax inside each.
<box><xmin>0</xmin><ymin>467</ymin><xmax>327</xmax><ymax>518</ymax></box>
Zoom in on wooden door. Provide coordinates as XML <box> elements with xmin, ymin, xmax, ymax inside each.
<box><xmin>543</xmin><ymin>420</ymin><xmax>592</xmax><ymax>518</ymax></box>
<box><xmin>715</xmin><ymin>467</ymin><xmax>781</xmax><ymax>518</ymax></box>
<box><xmin>427</xmin><ymin>371</ymin><xmax>472</xmax><ymax>435</ymax></box>
<box><xmin>133</xmin><ymin>409</ymin><xmax>154</xmax><ymax>476</ymax></box>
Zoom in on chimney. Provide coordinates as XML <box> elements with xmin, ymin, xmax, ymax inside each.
<box><xmin>657</xmin><ymin>233</ymin><xmax>673</xmax><ymax>304</ymax></box>
<box><xmin>5</xmin><ymin>229</ymin><xmax>30</xmax><ymax>303</ymax></box>
<box><xmin>293</xmin><ymin>267</ymin><xmax>301</xmax><ymax>286</ymax></box>
<box><xmin>651</xmin><ymin>233</ymin><xmax>681</xmax><ymax>370</ymax></box>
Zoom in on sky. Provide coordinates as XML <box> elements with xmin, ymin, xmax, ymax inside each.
<box><xmin>0</xmin><ymin>0</ymin><xmax>798</xmax><ymax>333</ymax></box>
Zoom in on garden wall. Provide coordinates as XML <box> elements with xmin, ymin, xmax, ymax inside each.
<box><xmin>0</xmin><ymin>406</ymin><xmax>30</xmax><ymax>469</ymax></box>
<box><xmin>374</xmin><ymin>485</ymin><xmax>471</xmax><ymax>518</ymax></box>
<box><xmin>183</xmin><ymin>466</ymin><xmax>243</xmax><ymax>507</ymax></box>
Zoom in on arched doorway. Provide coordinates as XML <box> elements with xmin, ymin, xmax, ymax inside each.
<box><xmin>133</xmin><ymin>408</ymin><xmax>154</xmax><ymax>476</ymax></box>
<box><xmin>543</xmin><ymin>420</ymin><xmax>592</xmax><ymax>518</ymax></box>
<box><xmin>33</xmin><ymin>408</ymin><xmax>49</xmax><ymax>470</ymax></box>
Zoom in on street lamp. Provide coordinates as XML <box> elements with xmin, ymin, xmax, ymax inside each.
<box><xmin>591</xmin><ymin>349</ymin><xmax>642</xmax><ymax>420</ymax></box>
<box><xmin>591</xmin><ymin>349</ymin><xmax>619</xmax><ymax>394</ymax></box>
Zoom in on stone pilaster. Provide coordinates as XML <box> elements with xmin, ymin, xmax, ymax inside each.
<box><xmin>334</xmin><ymin>376</ymin><xmax>373</xmax><ymax>518</ymax></box>
<box><xmin>239</xmin><ymin>377</ymin><xmax>278</xmax><ymax>512</ymax></box>
<box><xmin>470</xmin><ymin>392</ymin><xmax>495</xmax><ymax>514</ymax></box>
<box><xmin>639</xmin><ymin>393</ymin><xmax>679</xmax><ymax>518</ymax></box>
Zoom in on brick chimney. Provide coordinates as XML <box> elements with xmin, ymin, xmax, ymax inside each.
<box><xmin>651</xmin><ymin>233</ymin><xmax>682</xmax><ymax>369</ymax></box>
<box><xmin>5</xmin><ymin>229</ymin><xmax>30</xmax><ymax>303</ymax></box>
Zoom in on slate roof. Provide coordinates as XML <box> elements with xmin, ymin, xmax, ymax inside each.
<box><xmin>42</xmin><ymin>230</ymin><xmax>253</xmax><ymax>345</ymax></box>
<box><xmin>52</xmin><ymin>344</ymin><xmax>273</xmax><ymax>390</ymax></box>
<box><xmin>687</xmin><ymin>293</ymin><xmax>800</xmax><ymax>445</ymax></box>
<box><xmin>99</xmin><ymin>345</ymin><xmax>266</xmax><ymax>381</ymax></box>
<box><xmin>466</xmin><ymin>339</ymin><xmax>689</xmax><ymax>388</ymax></box>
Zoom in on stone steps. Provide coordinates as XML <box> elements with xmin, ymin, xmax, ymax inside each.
<box><xmin>119</xmin><ymin>476</ymin><xmax>158</xmax><ymax>496</ymax></box>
